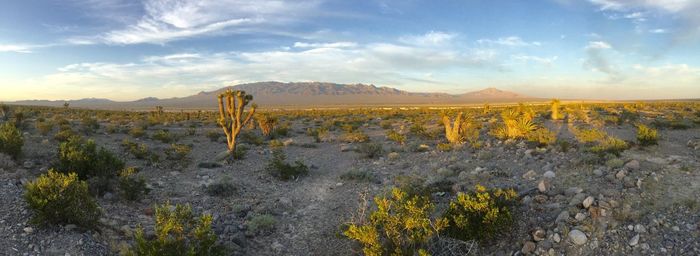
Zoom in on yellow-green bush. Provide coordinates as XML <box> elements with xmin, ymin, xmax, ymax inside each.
<box><xmin>443</xmin><ymin>185</ymin><xmax>517</xmax><ymax>241</ymax></box>
<box><xmin>118</xmin><ymin>167</ymin><xmax>150</xmax><ymax>202</ymax></box>
<box><xmin>526</xmin><ymin>127</ymin><xmax>556</xmax><ymax>146</ymax></box>
<box><xmin>344</xmin><ymin>188</ymin><xmax>448</xmax><ymax>256</ymax></box>
<box><xmin>124</xmin><ymin>202</ymin><xmax>224</xmax><ymax>256</ymax></box>
<box><xmin>572</xmin><ymin>127</ymin><xmax>606</xmax><ymax>144</ymax></box>
<box><xmin>591</xmin><ymin>137</ymin><xmax>628</xmax><ymax>156</ymax></box>
<box><xmin>54</xmin><ymin>137</ymin><xmax>125</xmax><ymax>180</ymax></box>
<box><xmin>24</xmin><ymin>170</ymin><xmax>101</xmax><ymax>228</ymax></box>
<box><xmin>636</xmin><ymin>124</ymin><xmax>658</xmax><ymax>146</ymax></box>
<box><xmin>165</xmin><ymin>143</ymin><xmax>191</xmax><ymax>160</ymax></box>
<box><xmin>35</xmin><ymin>120</ymin><xmax>55</xmax><ymax>135</ymax></box>
<box><xmin>265</xmin><ymin>149</ymin><xmax>308</xmax><ymax>180</ymax></box>
<box><xmin>385</xmin><ymin>130</ymin><xmax>405</xmax><ymax>145</ymax></box>
<box><xmin>342</xmin><ymin>131</ymin><xmax>370</xmax><ymax>143</ymax></box>
<box><xmin>0</xmin><ymin>122</ymin><xmax>23</xmax><ymax>159</ymax></box>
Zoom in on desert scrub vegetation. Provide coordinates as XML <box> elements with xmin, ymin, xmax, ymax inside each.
<box><xmin>443</xmin><ymin>185</ymin><xmax>517</xmax><ymax>241</ymax></box>
<box><xmin>165</xmin><ymin>143</ymin><xmax>192</xmax><ymax>161</ymax></box>
<box><xmin>24</xmin><ymin>170</ymin><xmax>101</xmax><ymax>229</ymax></box>
<box><xmin>590</xmin><ymin>136</ymin><xmax>629</xmax><ymax>156</ymax></box>
<box><xmin>637</xmin><ymin>124</ymin><xmax>658</xmax><ymax>146</ymax></box>
<box><xmin>265</xmin><ymin>149</ymin><xmax>308</xmax><ymax>180</ymax></box>
<box><xmin>344</xmin><ymin>188</ymin><xmax>448</xmax><ymax>256</ymax></box>
<box><xmin>550</xmin><ymin>99</ymin><xmax>563</xmax><ymax>120</ymax></box>
<box><xmin>152</xmin><ymin>129</ymin><xmax>175</xmax><ymax>143</ymax></box>
<box><xmin>124</xmin><ymin>202</ymin><xmax>224</xmax><ymax>256</ymax></box>
<box><xmin>129</xmin><ymin>126</ymin><xmax>146</xmax><ymax>138</ymax></box>
<box><xmin>306</xmin><ymin>127</ymin><xmax>330</xmax><ymax>142</ymax></box>
<box><xmin>442</xmin><ymin>112</ymin><xmax>481</xmax><ymax>147</ymax></box>
<box><xmin>55</xmin><ymin>136</ymin><xmax>125</xmax><ymax>180</ymax></box>
<box><xmin>0</xmin><ymin>122</ymin><xmax>23</xmax><ymax>159</ymax></box>
<box><xmin>256</xmin><ymin>114</ymin><xmax>277</xmax><ymax>138</ymax></box>
<box><xmin>385</xmin><ymin>130</ymin><xmax>405</xmax><ymax>145</ymax></box>
<box><xmin>122</xmin><ymin>139</ymin><xmax>153</xmax><ymax>160</ymax></box>
<box><xmin>246</xmin><ymin>214</ymin><xmax>277</xmax><ymax>235</ymax></box>
<box><xmin>35</xmin><ymin>119</ymin><xmax>55</xmax><ymax>135</ymax></box>
<box><xmin>490</xmin><ymin>108</ymin><xmax>536</xmax><ymax>141</ymax></box>
<box><xmin>118</xmin><ymin>167</ymin><xmax>150</xmax><ymax>202</ymax></box>
<box><xmin>357</xmin><ymin>142</ymin><xmax>384</xmax><ymax>159</ymax></box>
<box><xmin>340</xmin><ymin>168</ymin><xmax>378</xmax><ymax>183</ymax></box>
<box><xmin>341</xmin><ymin>130</ymin><xmax>370</xmax><ymax>143</ymax></box>
<box><xmin>205</xmin><ymin>178</ymin><xmax>236</xmax><ymax>197</ymax></box>
<box><xmin>525</xmin><ymin>127</ymin><xmax>557</xmax><ymax>147</ymax></box>
<box><xmin>216</xmin><ymin>89</ymin><xmax>256</xmax><ymax>161</ymax></box>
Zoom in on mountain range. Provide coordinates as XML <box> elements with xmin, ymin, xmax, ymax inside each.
<box><xmin>9</xmin><ymin>82</ymin><xmax>539</xmax><ymax>109</ymax></box>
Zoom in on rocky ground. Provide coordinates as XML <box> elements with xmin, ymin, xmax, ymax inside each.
<box><xmin>1</xmin><ymin>112</ymin><xmax>699</xmax><ymax>256</ymax></box>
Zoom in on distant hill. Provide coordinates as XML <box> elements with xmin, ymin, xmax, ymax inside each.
<box><xmin>9</xmin><ymin>81</ymin><xmax>539</xmax><ymax>109</ymax></box>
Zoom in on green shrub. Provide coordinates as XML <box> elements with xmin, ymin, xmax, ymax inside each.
<box><xmin>205</xmin><ymin>130</ymin><xmax>221</xmax><ymax>142</ymax></box>
<box><xmin>265</xmin><ymin>150</ymin><xmax>308</xmax><ymax>181</ymax></box>
<box><xmin>54</xmin><ymin>126</ymin><xmax>78</xmax><ymax>142</ymax></box>
<box><xmin>81</xmin><ymin>117</ymin><xmax>100</xmax><ymax>133</ymax></box>
<box><xmin>591</xmin><ymin>137</ymin><xmax>629</xmax><ymax>156</ymax></box>
<box><xmin>637</xmin><ymin>124</ymin><xmax>658</xmax><ymax>146</ymax></box>
<box><xmin>247</xmin><ymin>214</ymin><xmax>277</xmax><ymax>235</ymax></box>
<box><xmin>118</xmin><ymin>167</ymin><xmax>150</xmax><ymax>202</ymax></box>
<box><xmin>129</xmin><ymin>126</ymin><xmax>145</xmax><ymax>138</ymax></box>
<box><xmin>152</xmin><ymin>130</ymin><xmax>174</xmax><ymax>143</ymax></box>
<box><xmin>385</xmin><ymin>130</ymin><xmax>405</xmax><ymax>144</ymax></box>
<box><xmin>122</xmin><ymin>139</ymin><xmax>151</xmax><ymax>160</ymax></box>
<box><xmin>357</xmin><ymin>142</ymin><xmax>384</xmax><ymax>159</ymax></box>
<box><xmin>341</xmin><ymin>131</ymin><xmax>369</xmax><ymax>143</ymax></box>
<box><xmin>443</xmin><ymin>185</ymin><xmax>517</xmax><ymax>241</ymax></box>
<box><xmin>526</xmin><ymin>127</ymin><xmax>556</xmax><ymax>146</ymax></box>
<box><xmin>24</xmin><ymin>170</ymin><xmax>101</xmax><ymax>229</ymax></box>
<box><xmin>306</xmin><ymin>127</ymin><xmax>329</xmax><ymax>142</ymax></box>
<box><xmin>165</xmin><ymin>144</ymin><xmax>191</xmax><ymax>160</ymax></box>
<box><xmin>340</xmin><ymin>169</ymin><xmax>377</xmax><ymax>183</ymax></box>
<box><xmin>268</xmin><ymin>139</ymin><xmax>284</xmax><ymax>148</ymax></box>
<box><xmin>344</xmin><ymin>188</ymin><xmax>448</xmax><ymax>256</ymax></box>
<box><xmin>379</xmin><ymin>120</ymin><xmax>393</xmax><ymax>129</ymax></box>
<box><xmin>573</xmin><ymin>127</ymin><xmax>606</xmax><ymax>144</ymax></box>
<box><xmin>233</xmin><ymin>144</ymin><xmax>248</xmax><ymax>160</ymax></box>
<box><xmin>205</xmin><ymin>180</ymin><xmax>236</xmax><ymax>197</ymax></box>
<box><xmin>54</xmin><ymin>137</ymin><xmax>125</xmax><ymax>180</ymax></box>
<box><xmin>35</xmin><ymin>121</ymin><xmax>54</xmax><ymax>135</ymax></box>
<box><xmin>239</xmin><ymin>131</ymin><xmax>263</xmax><ymax>146</ymax></box>
<box><xmin>0</xmin><ymin>122</ymin><xmax>23</xmax><ymax>159</ymax></box>
<box><xmin>436</xmin><ymin>143</ymin><xmax>453</xmax><ymax>152</ymax></box>
<box><xmin>125</xmin><ymin>202</ymin><xmax>224</xmax><ymax>256</ymax></box>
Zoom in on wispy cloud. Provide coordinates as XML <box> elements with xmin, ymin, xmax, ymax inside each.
<box><xmin>476</xmin><ymin>36</ymin><xmax>541</xmax><ymax>47</ymax></box>
<box><xmin>399</xmin><ymin>31</ymin><xmax>457</xmax><ymax>46</ymax></box>
<box><xmin>0</xmin><ymin>43</ymin><xmax>53</xmax><ymax>53</ymax></box>
<box><xmin>293</xmin><ymin>42</ymin><xmax>358</xmax><ymax>48</ymax></box>
<box><xmin>511</xmin><ymin>55</ymin><xmax>558</xmax><ymax>66</ymax></box>
<box><xmin>583</xmin><ymin>41</ymin><xmax>624</xmax><ymax>82</ymax></box>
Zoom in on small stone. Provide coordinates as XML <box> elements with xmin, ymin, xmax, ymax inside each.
<box><xmin>565</xmin><ymin>187</ymin><xmax>583</xmax><ymax>196</ymax></box>
<box><xmin>387</xmin><ymin>152</ymin><xmax>399</xmax><ymax>160</ymax></box>
<box><xmin>593</xmin><ymin>169</ymin><xmax>604</xmax><ymax>177</ymax></box>
<box><xmin>538</xmin><ymin>180</ymin><xmax>549</xmax><ymax>193</ymax></box>
<box><xmin>615</xmin><ymin>170</ymin><xmax>627</xmax><ymax>180</ymax></box>
<box><xmin>555</xmin><ymin>211</ymin><xmax>569</xmax><ymax>224</ymax></box>
<box><xmin>553</xmin><ymin>233</ymin><xmax>561</xmax><ymax>243</ymax></box>
<box><xmin>23</xmin><ymin>227</ymin><xmax>34</xmax><ymax>234</ymax></box>
<box><xmin>282</xmin><ymin>139</ymin><xmax>294</xmax><ymax>146</ymax></box>
<box><xmin>340</xmin><ymin>144</ymin><xmax>356</xmax><ymax>152</ymax></box>
<box><xmin>523</xmin><ymin>170</ymin><xmax>537</xmax><ymax>180</ymax></box>
<box><xmin>582</xmin><ymin>196</ymin><xmax>594</xmax><ymax>209</ymax></box>
<box><xmin>543</xmin><ymin>171</ymin><xmax>556</xmax><ymax>179</ymax></box>
<box><xmin>64</xmin><ymin>224</ymin><xmax>77</xmax><ymax>231</ymax></box>
<box><xmin>629</xmin><ymin>234</ymin><xmax>639</xmax><ymax>246</ymax></box>
<box><xmin>521</xmin><ymin>241</ymin><xmax>536</xmax><ymax>254</ymax></box>
<box><xmin>568</xmin><ymin>229</ymin><xmax>587</xmax><ymax>245</ymax></box>
<box><xmin>575</xmin><ymin>212</ymin><xmax>586</xmax><ymax>221</ymax></box>
<box><xmin>624</xmin><ymin>160</ymin><xmax>640</xmax><ymax>170</ymax></box>
<box><xmin>532</xmin><ymin>228</ymin><xmax>546</xmax><ymax>241</ymax></box>
<box><xmin>634</xmin><ymin>224</ymin><xmax>647</xmax><ymax>233</ymax></box>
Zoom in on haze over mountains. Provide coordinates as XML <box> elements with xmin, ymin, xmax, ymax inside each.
<box><xmin>10</xmin><ymin>82</ymin><xmax>537</xmax><ymax>109</ymax></box>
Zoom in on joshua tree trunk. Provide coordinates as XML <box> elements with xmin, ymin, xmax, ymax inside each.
<box><xmin>217</xmin><ymin>89</ymin><xmax>256</xmax><ymax>160</ymax></box>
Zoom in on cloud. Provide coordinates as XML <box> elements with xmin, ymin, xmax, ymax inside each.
<box><xmin>71</xmin><ymin>0</ymin><xmax>323</xmax><ymax>45</ymax></box>
<box><xmin>583</xmin><ymin>41</ymin><xmax>624</xmax><ymax>82</ymax></box>
<box><xmin>511</xmin><ymin>55</ymin><xmax>558</xmax><ymax>66</ymax></box>
<box><xmin>293</xmin><ymin>42</ymin><xmax>358</xmax><ymax>48</ymax></box>
<box><xmin>588</xmin><ymin>0</ymin><xmax>700</xmax><ymax>38</ymax></box>
<box><xmin>0</xmin><ymin>43</ymin><xmax>54</xmax><ymax>53</ymax></box>
<box><xmin>476</xmin><ymin>36</ymin><xmax>541</xmax><ymax>47</ymax></box>
<box><xmin>399</xmin><ymin>31</ymin><xmax>457</xmax><ymax>46</ymax></box>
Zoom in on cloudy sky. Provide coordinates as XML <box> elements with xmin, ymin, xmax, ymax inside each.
<box><xmin>1</xmin><ymin>0</ymin><xmax>699</xmax><ymax>101</ymax></box>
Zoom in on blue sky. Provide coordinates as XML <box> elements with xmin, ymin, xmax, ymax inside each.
<box><xmin>1</xmin><ymin>0</ymin><xmax>699</xmax><ymax>101</ymax></box>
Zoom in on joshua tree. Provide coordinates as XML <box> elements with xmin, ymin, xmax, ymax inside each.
<box><xmin>551</xmin><ymin>99</ymin><xmax>562</xmax><ymax>120</ymax></box>
<box><xmin>63</xmin><ymin>102</ymin><xmax>70</xmax><ymax>109</ymax></box>
<box><xmin>217</xmin><ymin>89</ymin><xmax>256</xmax><ymax>160</ymax></box>
<box><xmin>0</xmin><ymin>103</ymin><xmax>9</xmax><ymax>121</ymax></box>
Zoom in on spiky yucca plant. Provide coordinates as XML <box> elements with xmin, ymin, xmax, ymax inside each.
<box><xmin>442</xmin><ymin>112</ymin><xmax>480</xmax><ymax>145</ymax></box>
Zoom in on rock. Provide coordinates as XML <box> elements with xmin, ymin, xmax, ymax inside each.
<box><xmin>569</xmin><ymin>193</ymin><xmax>586</xmax><ymax>207</ymax></box>
<box><xmin>543</xmin><ymin>171</ymin><xmax>556</xmax><ymax>179</ymax></box>
<box><xmin>624</xmin><ymin>160</ymin><xmax>640</xmax><ymax>171</ymax></box>
<box><xmin>387</xmin><ymin>152</ymin><xmax>399</xmax><ymax>160</ymax></box>
<box><xmin>282</xmin><ymin>139</ymin><xmax>294</xmax><ymax>146</ymax></box>
<box><xmin>23</xmin><ymin>227</ymin><xmax>34</xmax><ymax>234</ymax></box>
<box><xmin>64</xmin><ymin>224</ymin><xmax>77</xmax><ymax>231</ymax></box>
<box><xmin>436</xmin><ymin>167</ymin><xmax>453</xmax><ymax>177</ymax></box>
<box><xmin>634</xmin><ymin>224</ymin><xmax>647</xmax><ymax>233</ymax></box>
<box><xmin>553</xmin><ymin>233</ymin><xmax>561</xmax><ymax>243</ymax></box>
<box><xmin>340</xmin><ymin>144</ymin><xmax>356</xmax><ymax>152</ymax></box>
<box><xmin>555</xmin><ymin>211</ymin><xmax>569</xmax><ymax>224</ymax></box>
<box><xmin>575</xmin><ymin>212</ymin><xmax>586</xmax><ymax>221</ymax></box>
<box><xmin>582</xmin><ymin>196</ymin><xmax>594</xmax><ymax>209</ymax></box>
<box><xmin>521</xmin><ymin>241</ymin><xmax>536</xmax><ymax>254</ymax></box>
<box><xmin>538</xmin><ymin>180</ymin><xmax>550</xmax><ymax>193</ymax></box>
<box><xmin>629</xmin><ymin>234</ymin><xmax>639</xmax><ymax>246</ymax></box>
<box><xmin>615</xmin><ymin>170</ymin><xmax>627</xmax><ymax>180</ymax></box>
<box><xmin>23</xmin><ymin>161</ymin><xmax>33</xmax><ymax>169</ymax></box>
<box><xmin>523</xmin><ymin>170</ymin><xmax>537</xmax><ymax>180</ymax></box>
<box><xmin>458</xmin><ymin>171</ymin><xmax>469</xmax><ymax>180</ymax></box>
<box><xmin>568</xmin><ymin>229</ymin><xmax>587</xmax><ymax>245</ymax></box>
<box><xmin>565</xmin><ymin>187</ymin><xmax>583</xmax><ymax>196</ymax></box>
<box><xmin>593</xmin><ymin>169</ymin><xmax>604</xmax><ymax>177</ymax></box>
<box><xmin>532</xmin><ymin>228</ymin><xmax>546</xmax><ymax>241</ymax></box>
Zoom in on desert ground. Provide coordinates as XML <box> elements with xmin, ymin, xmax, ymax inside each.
<box><xmin>0</xmin><ymin>101</ymin><xmax>699</xmax><ymax>256</ymax></box>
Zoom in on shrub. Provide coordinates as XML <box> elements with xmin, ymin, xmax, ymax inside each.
<box><xmin>380</xmin><ymin>120</ymin><xmax>393</xmax><ymax>129</ymax></box>
<box><xmin>340</xmin><ymin>168</ymin><xmax>377</xmax><ymax>183</ymax></box>
<box><xmin>306</xmin><ymin>127</ymin><xmax>329</xmax><ymax>142</ymax></box>
<box><xmin>442</xmin><ymin>112</ymin><xmax>480</xmax><ymax>146</ymax></box>
<box><xmin>637</xmin><ymin>124</ymin><xmax>658</xmax><ymax>146</ymax></box>
<box><xmin>265</xmin><ymin>150</ymin><xmax>308</xmax><ymax>181</ymax></box>
<box><xmin>233</xmin><ymin>145</ymin><xmax>248</xmax><ymax>160</ymax></box>
<box><xmin>129</xmin><ymin>126</ymin><xmax>146</xmax><ymax>138</ymax></box>
<box><xmin>357</xmin><ymin>142</ymin><xmax>384</xmax><ymax>159</ymax></box>
<box><xmin>205</xmin><ymin>130</ymin><xmax>221</xmax><ymax>142</ymax></box>
<box><xmin>205</xmin><ymin>180</ymin><xmax>236</xmax><ymax>197</ymax></box>
<box><xmin>152</xmin><ymin>130</ymin><xmax>174</xmax><ymax>143</ymax></box>
<box><xmin>122</xmin><ymin>139</ymin><xmax>151</xmax><ymax>160</ymax></box>
<box><xmin>443</xmin><ymin>185</ymin><xmax>517</xmax><ymax>241</ymax></box>
<box><xmin>341</xmin><ymin>131</ymin><xmax>369</xmax><ymax>143</ymax></box>
<box><xmin>573</xmin><ymin>127</ymin><xmax>606</xmax><ymax>144</ymax></box>
<box><xmin>344</xmin><ymin>188</ymin><xmax>448</xmax><ymax>256</ymax></box>
<box><xmin>591</xmin><ymin>137</ymin><xmax>629</xmax><ymax>156</ymax></box>
<box><xmin>239</xmin><ymin>131</ymin><xmax>263</xmax><ymax>146</ymax></box>
<box><xmin>54</xmin><ymin>137</ymin><xmax>125</xmax><ymax>180</ymax></box>
<box><xmin>54</xmin><ymin>126</ymin><xmax>78</xmax><ymax>142</ymax></box>
<box><xmin>526</xmin><ymin>127</ymin><xmax>556</xmax><ymax>146</ymax></box>
<box><xmin>385</xmin><ymin>130</ymin><xmax>405</xmax><ymax>145</ymax></box>
<box><xmin>0</xmin><ymin>122</ymin><xmax>23</xmax><ymax>159</ymax></box>
<box><xmin>24</xmin><ymin>170</ymin><xmax>101</xmax><ymax>229</ymax></box>
<box><xmin>35</xmin><ymin>120</ymin><xmax>54</xmax><ymax>135</ymax></box>
<box><xmin>247</xmin><ymin>214</ymin><xmax>277</xmax><ymax>235</ymax></box>
<box><xmin>165</xmin><ymin>144</ymin><xmax>192</xmax><ymax>160</ymax></box>
<box><xmin>436</xmin><ymin>143</ymin><xmax>453</xmax><ymax>152</ymax></box>
<box><xmin>268</xmin><ymin>139</ymin><xmax>284</xmax><ymax>148</ymax></box>
<box><xmin>118</xmin><ymin>167</ymin><xmax>150</xmax><ymax>202</ymax></box>
<box><xmin>125</xmin><ymin>202</ymin><xmax>224</xmax><ymax>256</ymax></box>
<box><xmin>81</xmin><ymin>117</ymin><xmax>100</xmax><ymax>133</ymax></box>
<box><xmin>256</xmin><ymin>114</ymin><xmax>277</xmax><ymax>138</ymax></box>
<box><xmin>490</xmin><ymin>109</ymin><xmax>536</xmax><ymax>140</ymax></box>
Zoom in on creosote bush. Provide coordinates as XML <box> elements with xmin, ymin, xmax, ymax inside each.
<box><xmin>54</xmin><ymin>137</ymin><xmax>124</xmax><ymax>180</ymax></box>
<box><xmin>344</xmin><ymin>188</ymin><xmax>448</xmax><ymax>256</ymax></box>
<box><xmin>265</xmin><ymin>149</ymin><xmax>308</xmax><ymax>180</ymax></box>
<box><xmin>165</xmin><ymin>143</ymin><xmax>192</xmax><ymax>160</ymax></box>
<box><xmin>357</xmin><ymin>142</ymin><xmax>384</xmax><ymax>159</ymax></box>
<box><xmin>443</xmin><ymin>185</ymin><xmax>517</xmax><ymax>241</ymax></box>
<box><xmin>0</xmin><ymin>122</ymin><xmax>23</xmax><ymax>159</ymax></box>
<box><xmin>247</xmin><ymin>214</ymin><xmax>277</xmax><ymax>235</ymax></box>
<box><xmin>124</xmin><ymin>202</ymin><xmax>224</xmax><ymax>256</ymax></box>
<box><xmin>341</xmin><ymin>131</ymin><xmax>370</xmax><ymax>143</ymax></box>
<box><xmin>385</xmin><ymin>130</ymin><xmax>405</xmax><ymax>145</ymax></box>
<box><xmin>590</xmin><ymin>136</ymin><xmax>628</xmax><ymax>156</ymax></box>
<box><xmin>637</xmin><ymin>124</ymin><xmax>658</xmax><ymax>146</ymax></box>
<box><xmin>118</xmin><ymin>167</ymin><xmax>150</xmax><ymax>202</ymax></box>
<box><xmin>526</xmin><ymin>127</ymin><xmax>556</xmax><ymax>146</ymax></box>
<box><xmin>24</xmin><ymin>170</ymin><xmax>101</xmax><ymax>229</ymax></box>
<box><xmin>35</xmin><ymin>120</ymin><xmax>55</xmax><ymax>135</ymax></box>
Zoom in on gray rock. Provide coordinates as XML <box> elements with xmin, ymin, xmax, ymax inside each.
<box><xmin>634</xmin><ymin>224</ymin><xmax>647</xmax><ymax>233</ymax></box>
<box><xmin>629</xmin><ymin>234</ymin><xmax>639</xmax><ymax>246</ymax></box>
<box><xmin>624</xmin><ymin>160</ymin><xmax>640</xmax><ymax>171</ymax></box>
<box><xmin>436</xmin><ymin>167</ymin><xmax>454</xmax><ymax>177</ymax></box>
<box><xmin>615</xmin><ymin>170</ymin><xmax>627</xmax><ymax>180</ymax></box>
<box><xmin>565</xmin><ymin>187</ymin><xmax>583</xmax><ymax>196</ymax></box>
<box><xmin>568</xmin><ymin>229</ymin><xmax>587</xmax><ymax>245</ymax></box>
<box><xmin>23</xmin><ymin>227</ymin><xmax>34</xmax><ymax>234</ymax></box>
<box><xmin>553</xmin><ymin>233</ymin><xmax>561</xmax><ymax>243</ymax></box>
<box><xmin>543</xmin><ymin>171</ymin><xmax>556</xmax><ymax>179</ymax></box>
<box><xmin>582</xmin><ymin>196</ymin><xmax>594</xmax><ymax>209</ymax></box>
<box><xmin>575</xmin><ymin>212</ymin><xmax>586</xmax><ymax>221</ymax></box>
<box><xmin>523</xmin><ymin>170</ymin><xmax>537</xmax><ymax>180</ymax></box>
<box><xmin>555</xmin><ymin>211</ymin><xmax>569</xmax><ymax>224</ymax></box>
<box><xmin>522</xmin><ymin>241</ymin><xmax>536</xmax><ymax>254</ymax></box>
<box><xmin>532</xmin><ymin>228</ymin><xmax>546</xmax><ymax>241</ymax></box>
<box><xmin>538</xmin><ymin>180</ymin><xmax>550</xmax><ymax>193</ymax></box>
<box><xmin>458</xmin><ymin>171</ymin><xmax>469</xmax><ymax>180</ymax></box>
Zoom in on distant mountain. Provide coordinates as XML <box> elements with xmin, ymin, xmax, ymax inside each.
<box><xmin>9</xmin><ymin>81</ymin><xmax>539</xmax><ymax>109</ymax></box>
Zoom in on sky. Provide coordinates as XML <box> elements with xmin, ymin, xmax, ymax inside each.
<box><xmin>1</xmin><ymin>0</ymin><xmax>700</xmax><ymax>101</ymax></box>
